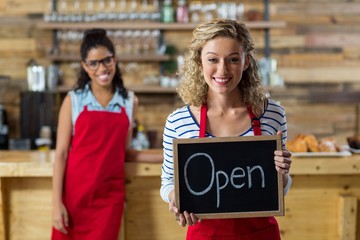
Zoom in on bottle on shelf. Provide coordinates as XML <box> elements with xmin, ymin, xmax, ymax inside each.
<box><xmin>35</xmin><ymin>126</ymin><xmax>52</xmax><ymax>151</ymax></box>
<box><xmin>176</xmin><ymin>0</ymin><xmax>189</xmax><ymax>23</ymax></box>
<box><xmin>131</xmin><ymin>120</ymin><xmax>150</xmax><ymax>150</ymax></box>
<box><xmin>162</xmin><ymin>0</ymin><xmax>175</xmax><ymax>23</ymax></box>
<box><xmin>27</xmin><ymin>59</ymin><xmax>46</xmax><ymax>92</ymax></box>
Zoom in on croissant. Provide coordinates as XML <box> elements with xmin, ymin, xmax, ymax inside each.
<box><xmin>303</xmin><ymin>134</ymin><xmax>320</xmax><ymax>152</ymax></box>
<box><xmin>287</xmin><ymin>134</ymin><xmax>340</xmax><ymax>153</ymax></box>
<box><xmin>286</xmin><ymin>135</ymin><xmax>307</xmax><ymax>152</ymax></box>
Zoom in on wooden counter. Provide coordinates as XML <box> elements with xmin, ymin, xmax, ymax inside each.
<box><xmin>0</xmin><ymin>151</ymin><xmax>359</xmax><ymax>240</ymax></box>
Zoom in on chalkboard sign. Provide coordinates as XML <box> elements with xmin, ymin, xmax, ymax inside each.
<box><xmin>173</xmin><ymin>135</ymin><xmax>284</xmax><ymax>219</ymax></box>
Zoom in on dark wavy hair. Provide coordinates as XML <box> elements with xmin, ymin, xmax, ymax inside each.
<box><xmin>76</xmin><ymin>28</ymin><xmax>128</xmax><ymax>99</ymax></box>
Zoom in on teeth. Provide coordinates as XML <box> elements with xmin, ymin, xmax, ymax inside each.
<box><xmin>98</xmin><ymin>74</ymin><xmax>109</xmax><ymax>80</ymax></box>
<box><xmin>214</xmin><ymin>78</ymin><xmax>229</xmax><ymax>83</ymax></box>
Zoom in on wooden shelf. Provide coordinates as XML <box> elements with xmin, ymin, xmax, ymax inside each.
<box><xmin>127</xmin><ymin>85</ymin><xmax>176</xmax><ymax>94</ymax></box>
<box><xmin>35</xmin><ymin>85</ymin><xmax>177</xmax><ymax>94</ymax></box>
<box><xmin>37</xmin><ymin>21</ymin><xmax>286</xmax><ymax>31</ymax></box>
<box><xmin>47</xmin><ymin>54</ymin><xmax>170</xmax><ymax>62</ymax></box>
<box><xmin>50</xmin><ymin>85</ymin><xmax>288</xmax><ymax>95</ymax></box>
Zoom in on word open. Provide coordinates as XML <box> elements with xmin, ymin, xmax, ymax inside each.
<box><xmin>184</xmin><ymin>152</ymin><xmax>265</xmax><ymax>208</ymax></box>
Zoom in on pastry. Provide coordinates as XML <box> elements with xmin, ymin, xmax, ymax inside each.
<box><xmin>319</xmin><ymin>137</ymin><xmax>338</xmax><ymax>152</ymax></box>
<box><xmin>286</xmin><ymin>135</ymin><xmax>307</xmax><ymax>152</ymax></box>
<box><xmin>303</xmin><ymin>134</ymin><xmax>320</xmax><ymax>152</ymax></box>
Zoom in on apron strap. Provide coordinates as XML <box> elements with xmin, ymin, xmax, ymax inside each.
<box><xmin>199</xmin><ymin>104</ymin><xmax>262</xmax><ymax>138</ymax></box>
<box><xmin>199</xmin><ymin>104</ymin><xmax>207</xmax><ymax>138</ymax></box>
<box><xmin>247</xmin><ymin>106</ymin><xmax>262</xmax><ymax>136</ymax></box>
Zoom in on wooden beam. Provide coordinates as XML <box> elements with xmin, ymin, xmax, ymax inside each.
<box><xmin>272</xmin><ymin>3</ymin><xmax>360</xmax><ymax>15</ymax></box>
<box><xmin>306</xmin><ymin>33</ymin><xmax>360</xmax><ymax>48</ymax></box>
<box><xmin>0</xmin><ymin>178</ymin><xmax>5</xmax><ymax>240</ymax></box>
<box><xmin>308</xmin><ymin>91</ymin><xmax>360</xmax><ymax>103</ymax></box>
<box><xmin>279</xmin><ymin>67</ymin><xmax>360</xmax><ymax>83</ymax></box>
<box><xmin>338</xmin><ymin>195</ymin><xmax>357</xmax><ymax>240</ymax></box>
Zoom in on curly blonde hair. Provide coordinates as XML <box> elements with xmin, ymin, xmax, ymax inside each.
<box><xmin>177</xmin><ymin>19</ymin><xmax>269</xmax><ymax>116</ymax></box>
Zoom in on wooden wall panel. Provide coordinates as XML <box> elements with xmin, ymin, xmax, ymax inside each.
<box><xmin>0</xmin><ymin>39</ymin><xmax>35</xmax><ymax>52</ymax></box>
<box><xmin>0</xmin><ymin>0</ymin><xmax>4</xmax><ymax>11</ymax></box>
<box><xmin>283</xmin><ymin>102</ymin><xmax>356</xmax><ymax>144</ymax></box>
<box><xmin>272</xmin><ymin>2</ymin><xmax>360</xmax><ymax>16</ymax></box>
<box><xmin>338</xmin><ymin>195</ymin><xmax>357</xmax><ymax>240</ymax></box>
<box><xmin>2</xmin><ymin>0</ymin><xmax>47</xmax><ymax>15</ymax></box>
<box><xmin>0</xmin><ymin>0</ymin><xmax>359</xmax><ymax>141</ymax></box>
<box><xmin>279</xmin><ymin>67</ymin><xmax>360</xmax><ymax>83</ymax></box>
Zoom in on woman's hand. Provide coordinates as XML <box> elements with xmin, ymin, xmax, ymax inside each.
<box><xmin>52</xmin><ymin>202</ymin><xmax>69</xmax><ymax>234</ymax></box>
<box><xmin>274</xmin><ymin>149</ymin><xmax>292</xmax><ymax>175</ymax></box>
<box><xmin>274</xmin><ymin>131</ymin><xmax>292</xmax><ymax>175</ymax></box>
<box><xmin>168</xmin><ymin>190</ymin><xmax>200</xmax><ymax>227</ymax></box>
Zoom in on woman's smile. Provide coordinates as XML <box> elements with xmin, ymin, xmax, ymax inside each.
<box><xmin>213</xmin><ymin>77</ymin><xmax>231</xmax><ymax>84</ymax></box>
<box><xmin>201</xmin><ymin>37</ymin><xmax>248</xmax><ymax>95</ymax></box>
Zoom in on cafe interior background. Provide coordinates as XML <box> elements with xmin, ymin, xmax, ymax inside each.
<box><xmin>0</xmin><ymin>0</ymin><xmax>360</xmax><ymax>240</ymax></box>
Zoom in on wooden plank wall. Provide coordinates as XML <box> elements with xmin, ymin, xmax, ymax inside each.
<box><xmin>0</xmin><ymin>0</ymin><xmax>359</xmax><ymax>145</ymax></box>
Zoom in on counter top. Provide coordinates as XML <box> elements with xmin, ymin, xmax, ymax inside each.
<box><xmin>0</xmin><ymin>150</ymin><xmax>360</xmax><ymax>177</ymax></box>
<box><xmin>1</xmin><ymin>151</ymin><xmax>360</xmax><ymax>240</ymax></box>
<box><xmin>0</xmin><ymin>150</ymin><xmax>54</xmax><ymax>177</ymax></box>
<box><xmin>291</xmin><ymin>155</ymin><xmax>360</xmax><ymax>175</ymax></box>
<box><xmin>0</xmin><ymin>150</ymin><xmax>165</xmax><ymax>177</ymax></box>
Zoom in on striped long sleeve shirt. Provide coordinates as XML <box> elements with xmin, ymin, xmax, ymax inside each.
<box><xmin>160</xmin><ymin>99</ymin><xmax>292</xmax><ymax>203</ymax></box>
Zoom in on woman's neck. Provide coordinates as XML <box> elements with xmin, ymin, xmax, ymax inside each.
<box><xmin>90</xmin><ymin>83</ymin><xmax>114</xmax><ymax>108</ymax></box>
<box><xmin>206</xmin><ymin>91</ymin><xmax>245</xmax><ymax>112</ymax></box>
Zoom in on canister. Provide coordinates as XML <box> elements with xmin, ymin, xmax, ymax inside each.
<box><xmin>27</xmin><ymin>59</ymin><xmax>45</xmax><ymax>91</ymax></box>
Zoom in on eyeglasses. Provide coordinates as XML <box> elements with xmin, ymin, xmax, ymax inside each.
<box><xmin>84</xmin><ymin>56</ymin><xmax>115</xmax><ymax>71</ymax></box>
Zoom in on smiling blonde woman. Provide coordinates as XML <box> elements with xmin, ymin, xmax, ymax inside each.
<box><xmin>160</xmin><ymin>19</ymin><xmax>292</xmax><ymax>240</ymax></box>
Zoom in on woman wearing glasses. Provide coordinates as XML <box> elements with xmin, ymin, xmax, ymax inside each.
<box><xmin>51</xmin><ymin>28</ymin><xmax>159</xmax><ymax>239</ymax></box>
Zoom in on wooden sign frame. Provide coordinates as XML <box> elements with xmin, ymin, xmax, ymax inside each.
<box><xmin>173</xmin><ymin>135</ymin><xmax>284</xmax><ymax>219</ymax></box>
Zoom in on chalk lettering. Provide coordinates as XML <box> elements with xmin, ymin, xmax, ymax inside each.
<box><xmin>216</xmin><ymin>171</ymin><xmax>229</xmax><ymax>208</ymax></box>
<box><xmin>247</xmin><ymin>166</ymin><xmax>265</xmax><ymax>188</ymax></box>
<box><xmin>184</xmin><ymin>153</ymin><xmax>266</xmax><ymax>208</ymax></box>
<box><xmin>230</xmin><ymin>167</ymin><xmax>246</xmax><ymax>189</ymax></box>
<box><xmin>184</xmin><ymin>153</ymin><xmax>214</xmax><ymax>196</ymax></box>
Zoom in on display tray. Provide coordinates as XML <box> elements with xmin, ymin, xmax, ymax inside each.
<box><xmin>292</xmin><ymin>151</ymin><xmax>352</xmax><ymax>157</ymax></box>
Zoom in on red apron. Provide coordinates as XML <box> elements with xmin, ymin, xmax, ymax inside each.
<box><xmin>186</xmin><ymin>104</ymin><xmax>281</xmax><ymax>240</ymax></box>
<box><xmin>52</xmin><ymin>105</ymin><xmax>129</xmax><ymax>240</ymax></box>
